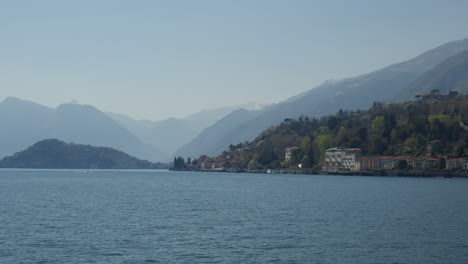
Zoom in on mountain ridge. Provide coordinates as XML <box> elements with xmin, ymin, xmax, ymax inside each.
<box><xmin>0</xmin><ymin>98</ymin><xmax>165</xmax><ymax>161</ymax></box>
<box><xmin>107</xmin><ymin>101</ymin><xmax>267</xmax><ymax>160</ymax></box>
<box><xmin>174</xmin><ymin>37</ymin><xmax>468</xmax><ymax>159</ymax></box>
<box><xmin>394</xmin><ymin>49</ymin><xmax>468</xmax><ymax>101</ymax></box>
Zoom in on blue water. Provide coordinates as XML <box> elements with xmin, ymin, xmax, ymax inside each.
<box><xmin>0</xmin><ymin>170</ymin><xmax>467</xmax><ymax>263</ymax></box>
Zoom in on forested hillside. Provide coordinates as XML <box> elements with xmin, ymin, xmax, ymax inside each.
<box><xmin>216</xmin><ymin>95</ymin><xmax>468</xmax><ymax>170</ymax></box>
<box><xmin>0</xmin><ymin>139</ymin><xmax>166</xmax><ymax>169</ymax></box>
<box><xmin>174</xmin><ymin>38</ymin><xmax>468</xmax><ymax>159</ymax></box>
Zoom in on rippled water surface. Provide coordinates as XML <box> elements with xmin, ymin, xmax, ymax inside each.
<box><xmin>0</xmin><ymin>169</ymin><xmax>467</xmax><ymax>263</ymax></box>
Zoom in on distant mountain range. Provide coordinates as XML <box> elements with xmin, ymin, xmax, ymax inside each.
<box><xmin>174</xmin><ymin>38</ymin><xmax>468</xmax><ymax>158</ymax></box>
<box><xmin>105</xmin><ymin>113</ymin><xmax>197</xmax><ymax>158</ymax></box>
<box><xmin>174</xmin><ymin>108</ymin><xmax>263</xmax><ymax>159</ymax></box>
<box><xmin>0</xmin><ymin>96</ymin><xmax>264</xmax><ymax>162</ymax></box>
<box><xmin>0</xmin><ymin>139</ymin><xmax>159</xmax><ymax>169</ymax></box>
<box><xmin>0</xmin><ymin>97</ymin><xmax>164</xmax><ymax>161</ymax></box>
<box><xmin>2</xmin><ymin>38</ymin><xmax>467</xmax><ymax>162</ymax></box>
<box><xmin>106</xmin><ymin>102</ymin><xmax>266</xmax><ymax>159</ymax></box>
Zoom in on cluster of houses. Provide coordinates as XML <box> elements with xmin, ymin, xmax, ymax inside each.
<box><xmin>192</xmin><ymin>144</ymin><xmax>468</xmax><ymax>172</ymax></box>
<box><xmin>193</xmin><ymin>156</ymin><xmax>225</xmax><ymax>171</ymax></box>
<box><xmin>415</xmin><ymin>90</ymin><xmax>464</xmax><ymax>102</ymax></box>
<box><xmin>189</xmin><ymin>155</ymin><xmax>244</xmax><ymax>172</ymax></box>
<box><xmin>322</xmin><ymin>147</ymin><xmax>468</xmax><ymax>172</ymax></box>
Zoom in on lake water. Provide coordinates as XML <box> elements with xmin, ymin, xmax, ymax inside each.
<box><xmin>0</xmin><ymin>169</ymin><xmax>467</xmax><ymax>263</ymax></box>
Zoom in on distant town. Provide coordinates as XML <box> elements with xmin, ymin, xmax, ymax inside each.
<box><xmin>172</xmin><ymin>91</ymin><xmax>468</xmax><ymax>177</ymax></box>
<box><xmin>173</xmin><ymin>143</ymin><xmax>468</xmax><ymax>177</ymax></box>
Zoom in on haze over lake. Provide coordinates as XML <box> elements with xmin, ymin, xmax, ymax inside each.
<box><xmin>1</xmin><ymin>169</ymin><xmax>467</xmax><ymax>263</ymax></box>
<box><xmin>2</xmin><ymin>1</ymin><xmax>468</xmax><ymax>263</ymax></box>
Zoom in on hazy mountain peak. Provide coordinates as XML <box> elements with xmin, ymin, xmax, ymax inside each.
<box><xmin>2</xmin><ymin>96</ymin><xmax>22</xmax><ymax>103</ymax></box>
<box><xmin>0</xmin><ymin>97</ymin><xmax>53</xmax><ymax>116</ymax></box>
<box><xmin>57</xmin><ymin>102</ymin><xmax>99</xmax><ymax>112</ymax></box>
<box><xmin>1</xmin><ymin>96</ymin><xmax>45</xmax><ymax>107</ymax></box>
<box><xmin>238</xmin><ymin>101</ymin><xmax>268</xmax><ymax>111</ymax></box>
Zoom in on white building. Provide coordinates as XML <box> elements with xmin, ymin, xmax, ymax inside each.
<box><xmin>322</xmin><ymin>148</ymin><xmax>362</xmax><ymax>172</ymax></box>
<box><xmin>284</xmin><ymin>146</ymin><xmax>300</xmax><ymax>161</ymax></box>
<box><xmin>446</xmin><ymin>158</ymin><xmax>468</xmax><ymax>170</ymax></box>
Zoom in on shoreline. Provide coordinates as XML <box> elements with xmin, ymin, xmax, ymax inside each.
<box><xmin>170</xmin><ymin>168</ymin><xmax>468</xmax><ymax>178</ymax></box>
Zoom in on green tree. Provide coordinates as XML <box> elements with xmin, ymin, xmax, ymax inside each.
<box><xmin>403</xmin><ymin>138</ymin><xmax>417</xmax><ymax>152</ymax></box>
<box><xmin>372</xmin><ymin>116</ymin><xmax>385</xmax><ymax>136</ymax></box>
<box><xmin>316</xmin><ymin>135</ymin><xmax>334</xmax><ymax>153</ymax></box>
<box><xmin>433</xmin><ymin>157</ymin><xmax>446</xmax><ymax>170</ymax></box>
<box><xmin>301</xmin><ymin>155</ymin><xmax>311</xmax><ymax>168</ymax></box>
<box><xmin>357</xmin><ymin>127</ymin><xmax>368</xmax><ymax>140</ymax></box>
<box><xmin>395</xmin><ymin>160</ymin><xmax>408</xmax><ymax>170</ymax></box>
<box><xmin>173</xmin><ymin>156</ymin><xmax>185</xmax><ymax>169</ymax></box>
<box><xmin>429</xmin><ymin>115</ymin><xmax>451</xmax><ymax>126</ymax></box>
<box><xmin>369</xmin><ymin>134</ymin><xmax>387</xmax><ymax>155</ymax></box>
<box><xmin>301</xmin><ymin>136</ymin><xmax>312</xmax><ymax>155</ymax></box>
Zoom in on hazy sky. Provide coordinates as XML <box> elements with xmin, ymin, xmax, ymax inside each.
<box><xmin>1</xmin><ymin>0</ymin><xmax>468</xmax><ymax>121</ymax></box>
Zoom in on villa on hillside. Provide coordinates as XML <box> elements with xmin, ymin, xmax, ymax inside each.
<box><xmin>284</xmin><ymin>146</ymin><xmax>301</xmax><ymax>161</ymax></box>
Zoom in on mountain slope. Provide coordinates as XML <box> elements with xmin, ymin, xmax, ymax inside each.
<box><xmin>0</xmin><ymin>98</ymin><xmax>165</xmax><ymax>161</ymax></box>
<box><xmin>106</xmin><ymin>112</ymin><xmax>197</xmax><ymax>157</ymax></box>
<box><xmin>394</xmin><ymin>49</ymin><xmax>468</xmax><ymax>101</ymax></box>
<box><xmin>150</xmin><ymin>118</ymin><xmax>197</xmax><ymax>154</ymax></box>
<box><xmin>0</xmin><ymin>139</ymin><xmax>156</xmax><ymax>169</ymax></box>
<box><xmin>0</xmin><ymin>97</ymin><xmax>55</xmax><ymax>158</ymax></box>
<box><xmin>107</xmin><ymin>101</ymin><xmax>266</xmax><ymax>160</ymax></box>
<box><xmin>174</xmin><ymin>38</ymin><xmax>468</xmax><ymax>158</ymax></box>
<box><xmin>53</xmin><ymin>103</ymin><xmax>164</xmax><ymax>161</ymax></box>
<box><xmin>182</xmin><ymin>102</ymin><xmax>266</xmax><ymax>132</ymax></box>
<box><xmin>174</xmin><ymin>108</ymin><xmax>262</xmax><ymax>158</ymax></box>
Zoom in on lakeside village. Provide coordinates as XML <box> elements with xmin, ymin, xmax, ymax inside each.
<box><xmin>173</xmin><ymin>91</ymin><xmax>468</xmax><ymax>177</ymax></box>
<box><xmin>174</xmin><ymin>140</ymin><xmax>468</xmax><ymax>177</ymax></box>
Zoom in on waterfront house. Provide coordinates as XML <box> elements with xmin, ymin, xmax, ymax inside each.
<box><xmin>412</xmin><ymin>157</ymin><xmax>437</xmax><ymax>171</ymax></box>
<box><xmin>323</xmin><ymin>148</ymin><xmax>362</xmax><ymax>172</ymax></box>
<box><xmin>446</xmin><ymin>158</ymin><xmax>468</xmax><ymax>170</ymax></box>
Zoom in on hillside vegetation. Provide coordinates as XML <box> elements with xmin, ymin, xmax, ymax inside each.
<box><xmin>0</xmin><ymin>139</ymin><xmax>165</xmax><ymax>169</ymax></box>
<box><xmin>215</xmin><ymin>95</ymin><xmax>468</xmax><ymax>170</ymax></box>
<box><xmin>175</xmin><ymin>38</ymin><xmax>468</xmax><ymax>159</ymax></box>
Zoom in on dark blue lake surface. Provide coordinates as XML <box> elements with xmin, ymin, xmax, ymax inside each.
<box><xmin>0</xmin><ymin>169</ymin><xmax>467</xmax><ymax>263</ymax></box>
